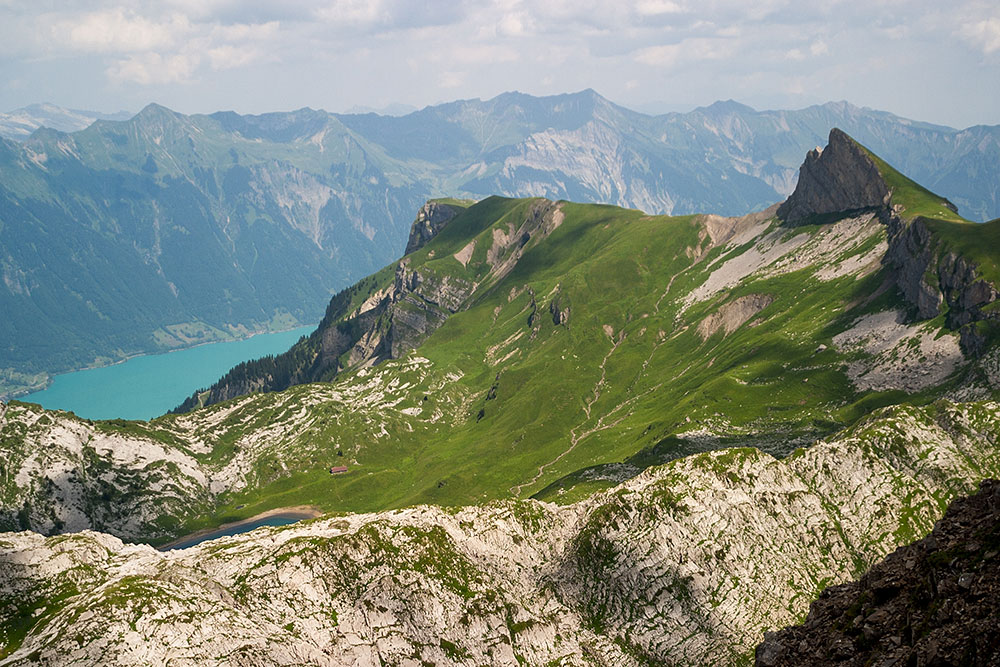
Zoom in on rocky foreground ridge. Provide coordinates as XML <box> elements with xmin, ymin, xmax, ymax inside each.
<box><xmin>2</xmin><ymin>400</ymin><xmax>1000</xmax><ymax>665</ymax></box>
<box><xmin>756</xmin><ymin>478</ymin><xmax>1000</xmax><ymax>666</ymax></box>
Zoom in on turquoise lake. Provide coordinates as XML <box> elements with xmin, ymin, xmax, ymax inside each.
<box><xmin>22</xmin><ymin>325</ymin><xmax>314</xmax><ymax>421</ymax></box>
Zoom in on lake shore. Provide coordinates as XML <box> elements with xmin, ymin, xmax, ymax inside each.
<box><xmin>158</xmin><ymin>505</ymin><xmax>325</xmax><ymax>551</ymax></box>
<box><xmin>18</xmin><ymin>324</ymin><xmax>316</xmax><ymax>421</ymax></box>
<box><xmin>5</xmin><ymin>321</ymin><xmax>316</xmax><ymax>402</ymax></box>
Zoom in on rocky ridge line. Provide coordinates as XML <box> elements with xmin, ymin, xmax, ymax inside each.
<box><xmin>2</xmin><ymin>400</ymin><xmax>1000</xmax><ymax>665</ymax></box>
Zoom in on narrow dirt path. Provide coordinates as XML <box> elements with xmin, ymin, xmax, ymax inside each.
<box><xmin>511</xmin><ymin>329</ymin><xmax>625</xmax><ymax>496</ymax></box>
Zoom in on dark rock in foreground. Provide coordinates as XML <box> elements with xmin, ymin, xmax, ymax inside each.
<box><xmin>755</xmin><ymin>479</ymin><xmax>1000</xmax><ymax>667</ymax></box>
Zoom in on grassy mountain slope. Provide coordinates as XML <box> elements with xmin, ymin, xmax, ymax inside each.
<box><xmin>5</xmin><ymin>130</ymin><xmax>1000</xmax><ymax>542</ymax></box>
<box><xmin>3</xmin><ymin>93</ymin><xmax>998</xmax><ymax>398</ymax></box>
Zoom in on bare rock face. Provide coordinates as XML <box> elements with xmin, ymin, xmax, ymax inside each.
<box><xmin>697</xmin><ymin>293</ymin><xmax>773</xmax><ymax>340</ymax></box>
<box><xmin>755</xmin><ymin>478</ymin><xmax>1000</xmax><ymax>667</ymax></box>
<box><xmin>404</xmin><ymin>201</ymin><xmax>463</xmax><ymax>255</ymax></box>
<box><xmin>4</xmin><ymin>401</ymin><xmax>1000</xmax><ymax>665</ymax></box>
<box><xmin>884</xmin><ymin>215</ymin><xmax>1000</xmax><ymax>354</ymax></box>
<box><xmin>777</xmin><ymin>128</ymin><xmax>890</xmax><ymax>225</ymax></box>
<box><xmin>884</xmin><ymin>216</ymin><xmax>945</xmax><ymax>319</ymax></box>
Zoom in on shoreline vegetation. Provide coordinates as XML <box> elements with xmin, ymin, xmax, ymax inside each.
<box><xmin>158</xmin><ymin>505</ymin><xmax>325</xmax><ymax>551</ymax></box>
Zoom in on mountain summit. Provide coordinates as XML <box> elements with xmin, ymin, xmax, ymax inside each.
<box><xmin>777</xmin><ymin>128</ymin><xmax>890</xmax><ymax>223</ymax></box>
<box><xmin>5</xmin><ymin>127</ymin><xmax>1000</xmax><ymax>665</ymax></box>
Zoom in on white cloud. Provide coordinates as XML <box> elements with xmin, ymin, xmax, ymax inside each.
<box><xmin>210</xmin><ymin>20</ymin><xmax>280</xmax><ymax>42</ymax></box>
<box><xmin>431</xmin><ymin>44</ymin><xmax>520</xmax><ymax>65</ymax></box>
<box><xmin>635</xmin><ymin>0</ymin><xmax>686</xmax><ymax>16</ymax></box>
<box><xmin>314</xmin><ymin>0</ymin><xmax>383</xmax><ymax>26</ymax></box>
<box><xmin>959</xmin><ymin>16</ymin><xmax>1000</xmax><ymax>54</ymax></box>
<box><xmin>810</xmin><ymin>39</ymin><xmax>828</xmax><ymax>56</ymax></box>
<box><xmin>439</xmin><ymin>70</ymin><xmax>465</xmax><ymax>88</ymax></box>
<box><xmin>108</xmin><ymin>51</ymin><xmax>199</xmax><ymax>85</ymax></box>
<box><xmin>52</xmin><ymin>9</ymin><xmax>189</xmax><ymax>54</ymax></box>
<box><xmin>206</xmin><ymin>44</ymin><xmax>261</xmax><ymax>70</ymax></box>
<box><xmin>41</xmin><ymin>7</ymin><xmax>282</xmax><ymax>86</ymax></box>
<box><xmin>497</xmin><ymin>12</ymin><xmax>530</xmax><ymax>37</ymax></box>
<box><xmin>635</xmin><ymin>37</ymin><xmax>735</xmax><ymax>67</ymax></box>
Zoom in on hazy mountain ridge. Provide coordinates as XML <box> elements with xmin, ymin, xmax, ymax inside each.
<box><xmin>2</xmin><ymin>92</ymin><xmax>998</xmax><ymax>397</ymax></box>
<box><xmin>0</xmin><ymin>104</ymin><xmax>132</xmax><ymax>142</ymax></box>
<box><xmin>0</xmin><ymin>104</ymin><xmax>428</xmax><ymax>397</ymax></box>
<box><xmin>3</xmin><ymin>127</ymin><xmax>1000</xmax><ymax>665</ymax></box>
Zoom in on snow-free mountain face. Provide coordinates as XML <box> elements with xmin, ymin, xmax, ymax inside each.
<box><xmin>2</xmin><ymin>93</ymin><xmax>998</xmax><ymax>398</ymax></box>
<box><xmin>5</xmin><ymin>129</ymin><xmax>1000</xmax><ymax>542</ymax></box>
<box><xmin>0</xmin><ymin>103</ymin><xmax>131</xmax><ymax>141</ymax></box>
<box><xmin>3</xmin><ymin>128</ymin><xmax>1000</xmax><ymax>666</ymax></box>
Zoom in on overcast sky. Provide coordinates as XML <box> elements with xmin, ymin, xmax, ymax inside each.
<box><xmin>1</xmin><ymin>0</ymin><xmax>997</xmax><ymax>128</ymax></box>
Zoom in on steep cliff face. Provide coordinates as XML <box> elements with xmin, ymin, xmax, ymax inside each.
<box><xmin>883</xmin><ymin>214</ymin><xmax>1000</xmax><ymax>355</ymax></box>
<box><xmin>755</xmin><ymin>478</ymin><xmax>1000</xmax><ymax>667</ymax></box>
<box><xmin>403</xmin><ymin>201</ymin><xmax>465</xmax><ymax>254</ymax></box>
<box><xmin>776</xmin><ymin>128</ymin><xmax>890</xmax><ymax>224</ymax></box>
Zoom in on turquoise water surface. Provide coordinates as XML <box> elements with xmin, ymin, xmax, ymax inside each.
<box><xmin>22</xmin><ymin>325</ymin><xmax>314</xmax><ymax>421</ymax></box>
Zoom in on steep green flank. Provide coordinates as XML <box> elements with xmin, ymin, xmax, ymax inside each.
<box><xmin>862</xmin><ymin>146</ymin><xmax>967</xmax><ymax>223</ymax></box>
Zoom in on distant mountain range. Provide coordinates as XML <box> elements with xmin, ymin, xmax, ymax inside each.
<box><xmin>1</xmin><ymin>91</ymin><xmax>998</xmax><ymax>396</ymax></box>
<box><xmin>4</xmin><ymin>129</ymin><xmax>1000</xmax><ymax>665</ymax></box>
<box><xmin>0</xmin><ymin>103</ymin><xmax>132</xmax><ymax>141</ymax></box>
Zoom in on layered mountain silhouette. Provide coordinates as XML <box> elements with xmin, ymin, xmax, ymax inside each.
<box><xmin>3</xmin><ymin>123</ymin><xmax>1000</xmax><ymax>666</ymax></box>
<box><xmin>2</xmin><ymin>92</ymin><xmax>999</xmax><ymax>397</ymax></box>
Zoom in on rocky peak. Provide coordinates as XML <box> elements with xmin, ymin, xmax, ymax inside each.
<box><xmin>404</xmin><ymin>201</ymin><xmax>464</xmax><ymax>254</ymax></box>
<box><xmin>777</xmin><ymin>128</ymin><xmax>890</xmax><ymax>224</ymax></box>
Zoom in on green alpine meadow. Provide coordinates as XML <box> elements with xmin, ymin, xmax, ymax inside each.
<box><xmin>2</xmin><ymin>91</ymin><xmax>999</xmax><ymax>400</ymax></box>
<box><xmin>3</xmin><ymin>126</ymin><xmax>1000</xmax><ymax>664</ymax></box>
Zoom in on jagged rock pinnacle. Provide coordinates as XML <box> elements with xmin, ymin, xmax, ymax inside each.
<box><xmin>777</xmin><ymin>128</ymin><xmax>890</xmax><ymax>224</ymax></box>
<box><xmin>404</xmin><ymin>201</ymin><xmax>463</xmax><ymax>254</ymax></box>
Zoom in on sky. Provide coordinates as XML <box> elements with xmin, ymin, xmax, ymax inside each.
<box><xmin>1</xmin><ymin>0</ymin><xmax>998</xmax><ymax>128</ymax></box>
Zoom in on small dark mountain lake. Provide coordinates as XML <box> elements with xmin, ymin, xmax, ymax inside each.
<box><xmin>161</xmin><ymin>512</ymin><xmax>318</xmax><ymax>551</ymax></box>
<box><xmin>22</xmin><ymin>325</ymin><xmax>314</xmax><ymax>421</ymax></box>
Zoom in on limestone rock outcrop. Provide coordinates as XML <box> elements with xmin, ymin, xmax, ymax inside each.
<box><xmin>755</xmin><ymin>478</ymin><xmax>1000</xmax><ymax>667</ymax></box>
<box><xmin>404</xmin><ymin>201</ymin><xmax>464</xmax><ymax>254</ymax></box>
<box><xmin>4</xmin><ymin>401</ymin><xmax>1000</xmax><ymax>665</ymax></box>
